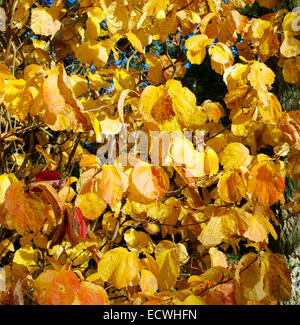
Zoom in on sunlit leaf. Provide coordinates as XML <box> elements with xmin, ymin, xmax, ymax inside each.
<box><xmin>33</xmin><ymin>270</ymin><xmax>81</xmax><ymax>305</ymax></box>
<box><xmin>97</xmin><ymin>247</ymin><xmax>140</xmax><ymax>289</ymax></box>
<box><xmin>128</xmin><ymin>161</ymin><xmax>169</xmax><ymax>204</ymax></box>
<box><xmin>31</xmin><ymin>7</ymin><xmax>61</xmax><ymax>36</ymax></box>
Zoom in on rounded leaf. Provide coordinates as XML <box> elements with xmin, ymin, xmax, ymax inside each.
<box><xmin>128</xmin><ymin>162</ymin><xmax>169</xmax><ymax>204</ymax></box>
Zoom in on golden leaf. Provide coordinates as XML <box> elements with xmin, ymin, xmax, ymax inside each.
<box><xmin>33</xmin><ymin>270</ymin><xmax>81</xmax><ymax>305</ymax></box>
<box><xmin>156</xmin><ymin>247</ymin><xmax>180</xmax><ymax>291</ymax></box>
<box><xmin>31</xmin><ymin>7</ymin><xmax>61</xmax><ymax>36</ymax></box>
<box><xmin>75</xmin><ymin>192</ymin><xmax>107</xmax><ymax>220</ymax></box>
<box><xmin>1</xmin><ymin>182</ymin><xmax>52</xmax><ymax>236</ymax></box>
<box><xmin>128</xmin><ymin>161</ymin><xmax>169</xmax><ymax>204</ymax></box>
<box><xmin>280</xmin><ymin>32</ymin><xmax>300</xmax><ymax>58</ymax></box>
<box><xmin>257</xmin><ymin>0</ymin><xmax>279</xmax><ymax>8</ymax></box>
<box><xmin>248</xmin><ymin>162</ymin><xmax>285</xmax><ymax>207</ymax></box>
<box><xmin>185</xmin><ymin>34</ymin><xmax>212</xmax><ymax>65</ymax></box>
<box><xmin>208</xmin><ymin>43</ymin><xmax>234</xmax><ymax>74</ymax></box>
<box><xmin>124</xmin><ymin>228</ymin><xmax>155</xmax><ymax>254</ymax></box>
<box><xmin>261</xmin><ymin>252</ymin><xmax>291</xmax><ymax>301</ymax></box>
<box><xmin>235</xmin><ymin>253</ymin><xmax>266</xmax><ymax>303</ymax></box>
<box><xmin>140</xmin><ymin>269</ymin><xmax>158</xmax><ymax>294</ymax></box>
<box><xmin>218</xmin><ymin>170</ymin><xmax>246</xmax><ymax>203</ymax></box>
<box><xmin>97</xmin><ymin>247</ymin><xmax>140</xmax><ymax>289</ymax></box>
<box><xmin>220</xmin><ymin>143</ymin><xmax>252</xmax><ymax>170</ymax></box>
<box><xmin>209</xmin><ymin>247</ymin><xmax>228</xmax><ymax>268</ymax></box>
<box><xmin>248</xmin><ymin>61</ymin><xmax>275</xmax><ymax>92</ymax></box>
<box><xmin>75</xmin><ymin>41</ymin><xmax>109</xmax><ymax>68</ymax></box>
<box><xmin>100</xmin><ymin>165</ymin><xmax>128</xmax><ymax>210</ymax></box>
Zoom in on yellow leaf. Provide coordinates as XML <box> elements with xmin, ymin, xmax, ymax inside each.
<box><xmin>182</xmin><ymin>295</ymin><xmax>206</xmax><ymax>305</ymax></box>
<box><xmin>0</xmin><ymin>267</ymin><xmax>5</xmax><ymax>292</ymax></box>
<box><xmin>75</xmin><ymin>41</ymin><xmax>109</xmax><ymax>68</ymax></box>
<box><xmin>42</xmin><ymin>64</ymin><xmax>88</xmax><ymax>131</ymax></box>
<box><xmin>101</xmin><ymin>165</ymin><xmax>128</xmax><ymax>210</ymax></box>
<box><xmin>146</xmin><ymin>53</ymin><xmax>186</xmax><ymax>84</ymax></box>
<box><xmin>13</xmin><ymin>246</ymin><xmax>39</xmax><ymax>274</ymax></box>
<box><xmin>3</xmin><ymin>79</ymin><xmax>27</xmax><ymax>121</ymax></box>
<box><xmin>282</xmin><ymin>57</ymin><xmax>300</xmax><ymax>85</ymax></box>
<box><xmin>0</xmin><ymin>174</ymin><xmax>17</xmax><ymax>204</ymax></box>
<box><xmin>243</xmin><ymin>214</ymin><xmax>269</xmax><ymax>243</ymax></box>
<box><xmin>218</xmin><ymin>170</ymin><xmax>245</xmax><ymax>203</ymax></box>
<box><xmin>228</xmin><ymin>0</ymin><xmax>255</xmax><ymax>9</ymax></box>
<box><xmin>58</xmin><ymin>186</ymin><xmax>76</xmax><ymax>203</ymax></box>
<box><xmin>248</xmin><ymin>61</ymin><xmax>275</xmax><ymax>92</ymax></box>
<box><xmin>97</xmin><ymin>247</ymin><xmax>140</xmax><ymax>289</ymax></box>
<box><xmin>69</xmin><ymin>75</ymin><xmax>88</xmax><ymax>97</ymax></box>
<box><xmin>235</xmin><ymin>253</ymin><xmax>266</xmax><ymax>303</ymax></box>
<box><xmin>220</xmin><ymin>143</ymin><xmax>252</xmax><ymax>169</ymax></box>
<box><xmin>198</xmin><ymin>216</ymin><xmax>223</xmax><ymax>247</ymax></box>
<box><xmin>203</xmin><ymin>147</ymin><xmax>219</xmax><ymax>177</ymax></box>
<box><xmin>199</xmin><ymin>266</ymin><xmax>228</xmax><ymax>283</ymax></box>
<box><xmin>209</xmin><ymin>247</ymin><xmax>228</xmax><ymax>268</ymax></box>
<box><xmin>0</xmin><ymin>239</ymin><xmax>15</xmax><ymax>258</ymax></box>
<box><xmin>140</xmin><ymin>252</ymin><xmax>160</xmax><ymax>279</ymax></box>
<box><xmin>143</xmin><ymin>0</ymin><xmax>169</xmax><ymax>17</ymax></box>
<box><xmin>209</xmin><ymin>43</ymin><xmax>234</xmax><ymax>74</ymax></box>
<box><xmin>257</xmin><ymin>91</ymin><xmax>282</xmax><ymax>124</ymax></box>
<box><xmin>75</xmin><ymin>192</ymin><xmax>107</xmax><ymax>220</ymax></box>
<box><xmin>175</xmin><ymin>243</ymin><xmax>190</xmax><ymax>265</ymax></box>
<box><xmin>280</xmin><ymin>32</ymin><xmax>300</xmax><ymax>58</ymax></box>
<box><xmin>185</xmin><ymin>34</ymin><xmax>212</xmax><ymax>65</ymax></box>
<box><xmin>282</xmin><ymin>11</ymin><xmax>300</xmax><ymax>36</ymax></box>
<box><xmin>79</xmin><ymin>154</ymin><xmax>100</xmax><ymax>168</ymax></box>
<box><xmin>169</xmin><ymin>135</ymin><xmax>204</xmax><ymax>178</ymax></box>
<box><xmin>166</xmin><ymin>79</ymin><xmax>197</xmax><ymax>129</ymax></box>
<box><xmin>156</xmin><ymin>247</ymin><xmax>180</xmax><ymax>291</ymax></box>
<box><xmin>201</xmin><ymin>100</ymin><xmax>224</xmax><ymax>123</ymax></box>
<box><xmin>1</xmin><ymin>182</ymin><xmax>53</xmax><ymax>236</ymax></box>
<box><xmin>126</xmin><ymin>32</ymin><xmax>144</xmax><ymax>53</ymax></box>
<box><xmin>128</xmin><ymin>161</ymin><xmax>169</xmax><ymax>204</ymax></box>
<box><xmin>31</xmin><ymin>39</ymin><xmax>49</xmax><ymax>50</ymax></box>
<box><xmin>124</xmin><ymin>228</ymin><xmax>155</xmax><ymax>254</ymax></box>
<box><xmin>31</xmin><ymin>7</ymin><xmax>61</xmax><ymax>36</ymax></box>
<box><xmin>85</xmin><ymin>16</ymin><xmax>101</xmax><ymax>40</ymax></box>
<box><xmin>100</xmin><ymin>116</ymin><xmax>122</xmax><ymax>135</ymax></box>
<box><xmin>140</xmin><ymin>269</ymin><xmax>158</xmax><ymax>294</ymax></box>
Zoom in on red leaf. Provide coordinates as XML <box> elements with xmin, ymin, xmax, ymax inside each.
<box><xmin>66</xmin><ymin>207</ymin><xmax>88</xmax><ymax>245</ymax></box>
<box><xmin>35</xmin><ymin>170</ymin><xmax>61</xmax><ymax>182</ymax></box>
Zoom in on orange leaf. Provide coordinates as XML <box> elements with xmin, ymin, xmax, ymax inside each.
<box><xmin>248</xmin><ymin>163</ymin><xmax>285</xmax><ymax>207</ymax></box>
<box><xmin>218</xmin><ymin>170</ymin><xmax>245</xmax><ymax>203</ymax></box>
<box><xmin>79</xmin><ymin>154</ymin><xmax>101</xmax><ymax>168</ymax></box>
<box><xmin>1</xmin><ymin>182</ymin><xmax>51</xmax><ymax>236</ymax></box>
<box><xmin>128</xmin><ymin>162</ymin><xmax>169</xmax><ymax>204</ymax></box>
<box><xmin>33</xmin><ymin>270</ymin><xmax>80</xmax><ymax>305</ymax></box>
<box><xmin>74</xmin><ymin>282</ymin><xmax>109</xmax><ymax>305</ymax></box>
<box><xmin>42</xmin><ymin>64</ymin><xmax>88</xmax><ymax>131</ymax></box>
<box><xmin>202</xmin><ymin>100</ymin><xmax>225</xmax><ymax>123</ymax></box>
<box><xmin>100</xmin><ymin>165</ymin><xmax>128</xmax><ymax>209</ymax></box>
<box><xmin>257</xmin><ymin>0</ymin><xmax>279</xmax><ymax>8</ymax></box>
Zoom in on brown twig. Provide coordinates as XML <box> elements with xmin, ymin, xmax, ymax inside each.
<box><xmin>65</xmin><ymin>132</ymin><xmax>82</xmax><ymax>171</ymax></box>
<box><xmin>4</xmin><ymin>0</ymin><xmax>19</xmax><ymax>67</ymax></box>
<box><xmin>15</xmin><ymin>130</ymin><xmax>34</xmax><ymax>179</ymax></box>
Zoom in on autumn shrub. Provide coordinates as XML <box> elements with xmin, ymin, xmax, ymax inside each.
<box><xmin>0</xmin><ymin>0</ymin><xmax>299</xmax><ymax>305</ymax></box>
